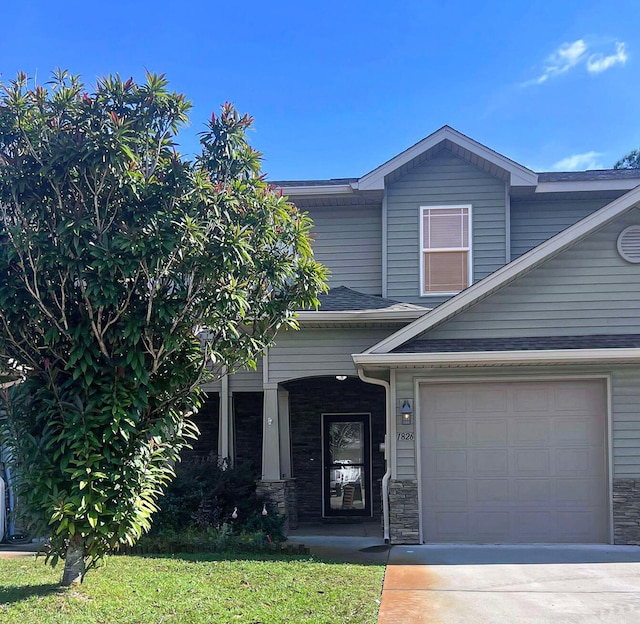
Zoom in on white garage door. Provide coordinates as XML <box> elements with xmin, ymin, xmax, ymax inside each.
<box><xmin>420</xmin><ymin>380</ymin><xmax>608</xmax><ymax>543</ymax></box>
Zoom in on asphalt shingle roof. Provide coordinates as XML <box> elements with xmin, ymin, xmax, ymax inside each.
<box><xmin>310</xmin><ymin>286</ymin><xmax>426</xmax><ymax>312</ymax></box>
<box><xmin>393</xmin><ymin>334</ymin><xmax>640</xmax><ymax>353</ymax></box>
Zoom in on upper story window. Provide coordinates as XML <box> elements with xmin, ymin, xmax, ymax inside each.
<box><xmin>420</xmin><ymin>205</ymin><xmax>472</xmax><ymax>295</ymax></box>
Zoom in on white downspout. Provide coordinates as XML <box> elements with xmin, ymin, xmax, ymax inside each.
<box><xmin>357</xmin><ymin>367</ymin><xmax>391</xmax><ymax>543</ymax></box>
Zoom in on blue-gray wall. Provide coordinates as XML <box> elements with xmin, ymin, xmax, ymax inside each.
<box><xmin>386</xmin><ymin>149</ymin><xmax>507</xmax><ymax>306</ymax></box>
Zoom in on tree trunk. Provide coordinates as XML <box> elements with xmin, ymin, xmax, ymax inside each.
<box><xmin>61</xmin><ymin>538</ymin><xmax>86</xmax><ymax>586</ymax></box>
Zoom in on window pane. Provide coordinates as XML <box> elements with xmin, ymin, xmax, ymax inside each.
<box><xmin>423</xmin><ymin>251</ymin><xmax>469</xmax><ymax>292</ymax></box>
<box><xmin>423</xmin><ymin>208</ymin><xmax>469</xmax><ymax>249</ymax></box>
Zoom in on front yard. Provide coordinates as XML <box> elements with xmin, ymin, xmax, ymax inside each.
<box><xmin>0</xmin><ymin>552</ymin><xmax>384</xmax><ymax>623</ymax></box>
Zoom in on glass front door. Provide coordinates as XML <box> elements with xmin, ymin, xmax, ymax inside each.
<box><xmin>323</xmin><ymin>414</ymin><xmax>371</xmax><ymax>517</ymax></box>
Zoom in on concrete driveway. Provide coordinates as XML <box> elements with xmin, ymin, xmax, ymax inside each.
<box><xmin>378</xmin><ymin>545</ymin><xmax>640</xmax><ymax>623</ymax></box>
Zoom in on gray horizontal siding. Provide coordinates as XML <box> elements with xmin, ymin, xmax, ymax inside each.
<box><xmin>394</xmin><ymin>365</ymin><xmax>640</xmax><ymax>483</ymax></box>
<box><xmin>386</xmin><ymin>149</ymin><xmax>506</xmax><ymax>306</ymax></box>
<box><xmin>268</xmin><ymin>327</ymin><xmax>394</xmax><ymax>384</ymax></box>
<box><xmin>200</xmin><ymin>359</ymin><xmax>263</xmax><ymax>393</ymax></box>
<box><xmin>612</xmin><ymin>368</ymin><xmax>640</xmax><ymax>477</ymax></box>
<box><xmin>307</xmin><ymin>204</ymin><xmax>382</xmax><ymax>295</ymax></box>
<box><xmin>229</xmin><ymin>358</ymin><xmax>263</xmax><ymax>392</ymax></box>
<box><xmin>424</xmin><ymin>209</ymin><xmax>640</xmax><ymax>339</ymax></box>
<box><xmin>395</xmin><ymin>372</ymin><xmax>417</xmax><ymax>479</ymax></box>
<box><xmin>510</xmin><ymin>197</ymin><xmax>612</xmax><ymax>259</ymax></box>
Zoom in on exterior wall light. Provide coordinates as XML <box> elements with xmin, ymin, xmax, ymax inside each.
<box><xmin>401</xmin><ymin>399</ymin><xmax>413</xmax><ymax>425</ymax></box>
<box><xmin>335</xmin><ymin>375</ymin><xmax>348</xmax><ymax>381</ymax></box>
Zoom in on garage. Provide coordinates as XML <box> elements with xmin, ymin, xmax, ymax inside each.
<box><xmin>420</xmin><ymin>379</ymin><xmax>608</xmax><ymax>543</ymax></box>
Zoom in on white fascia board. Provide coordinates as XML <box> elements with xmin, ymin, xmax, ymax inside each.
<box><xmin>353</xmin><ymin>348</ymin><xmax>640</xmax><ymax>367</ymax></box>
<box><xmin>356</xmin><ymin>126</ymin><xmax>538</xmax><ymax>191</ymax></box>
<box><xmin>366</xmin><ymin>185</ymin><xmax>640</xmax><ymax>354</ymax></box>
<box><xmin>536</xmin><ymin>179</ymin><xmax>640</xmax><ymax>194</ymax></box>
<box><xmin>277</xmin><ymin>184</ymin><xmax>354</xmax><ymax>197</ymax></box>
<box><xmin>296</xmin><ymin>309</ymin><xmax>429</xmax><ymax>323</ymax></box>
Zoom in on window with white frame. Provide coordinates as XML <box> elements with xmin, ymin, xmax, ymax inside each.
<box><xmin>420</xmin><ymin>205</ymin><xmax>471</xmax><ymax>295</ymax></box>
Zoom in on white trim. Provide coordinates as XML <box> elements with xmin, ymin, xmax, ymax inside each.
<box><xmin>389</xmin><ymin>369</ymin><xmax>397</xmax><ymax>481</ymax></box>
<box><xmin>278</xmin><ymin>184</ymin><xmax>355</xmax><ymax>197</ymax></box>
<box><xmin>366</xmin><ymin>185</ymin><xmax>640</xmax><ymax>354</ymax></box>
<box><xmin>357</xmin><ymin>126</ymin><xmax>538</xmax><ymax>191</ymax></box>
<box><xmin>218</xmin><ymin>369</ymin><xmax>230</xmax><ymax>459</ymax></box>
<box><xmin>606</xmin><ymin>374</ymin><xmax>614</xmax><ymax>544</ymax></box>
<box><xmin>505</xmin><ymin>183</ymin><xmax>511</xmax><ymax>264</ymax></box>
<box><xmin>535</xmin><ymin>179</ymin><xmax>640</xmax><ymax>194</ymax></box>
<box><xmin>414</xmin><ymin>374</ymin><xmax>613</xmax><ymax>544</ymax></box>
<box><xmin>296</xmin><ymin>308</ymin><xmax>428</xmax><ymax>322</ymax></box>
<box><xmin>382</xmin><ymin>189</ymin><xmax>388</xmax><ymax>298</ymax></box>
<box><xmin>419</xmin><ymin>205</ymin><xmax>472</xmax><ymax>297</ymax></box>
<box><xmin>413</xmin><ymin>376</ymin><xmax>424</xmax><ymax>544</ymax></box>
<box><xmin>353</xmin><ymin>348</ymin><xmax>640</xmax><ymax>367</ymax></box>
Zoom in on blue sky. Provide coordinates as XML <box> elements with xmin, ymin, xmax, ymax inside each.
<box><xmin>2</xmin><ymin>1</ymin><xmax>638</xmax><ymax>179</ymax></box>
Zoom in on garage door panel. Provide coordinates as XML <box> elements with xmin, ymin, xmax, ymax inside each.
<box><xmin>473</xmin><ymin>449</ymin><xmax>508</xmax><ymax>474</ymax></box>
<box><xmin>513</xmin><ymin>418</ymin><xmax>550</xmax><ymax>444</ymax></box>
<box><xmin>475</xmin><ymin>479</ymin><xmax>509</xmax><ymax>503</ymax></box>
<box><xmin>514</xmin><ymin>386</ymin><xmax>551</xmax><ymax>411</ymax></box>
<box><xmin>472</xmin><ymin>420</ymin><xmax>509</xmax><ymax>445</ymax></box>
<box><xmin>434</xmin><ymin>479</ymin><xmax>468</xmax><ymax>504</ymax></box>
<box><xmin>555</xmin><ymin>447</ymin><xmax>602</xmax><ymax>475</ymax></box>
<box><xmin>514</xmin><ymin>449</ymin><xmax>552</xmax><ymax>475</ymax></box>
<box><xmin>421</xmin><ymin>380</ymin><xmax>607</xmax><ymax>543</ymax></box>
<box><xmin>554</xmin><ymin>417</ymin><xmax>599</xmax><ymax>445</ymax></box>
<box><xmin>473</xmin><ymin>388</ymin><xmax>508</xmax><ymax>412</ymax></box>
<box><xmin>432</xmin><ymin>420</ymin><xmax>467</xmax><ymax>445</ymax></box>
<box><xmin>433</xmin><ymin>449</ymin><xmax>468</xmax><ymax>475</ymax></box>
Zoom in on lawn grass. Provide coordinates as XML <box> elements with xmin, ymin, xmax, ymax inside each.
<box><xmin>0</xmin><ymin>552</ymin><xmax>385</xmax><ymax>623</ymax></box>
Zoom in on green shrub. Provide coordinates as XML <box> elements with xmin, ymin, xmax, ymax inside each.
<box><xmin>145</xmin><ymin>454</ymin><xmax>286</xmax><ymax>550</ymax></box>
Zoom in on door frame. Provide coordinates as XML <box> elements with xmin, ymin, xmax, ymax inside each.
<box><xmin>321</xmin><ymin>412</ymin><xmax>373</xmax><ymax>518</ymax></box>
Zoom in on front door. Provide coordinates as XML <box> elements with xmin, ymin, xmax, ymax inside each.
<box><xmin>322</xmin><ymin>413</ymin><xmax>372</xmax><ymax>517</ymax></box>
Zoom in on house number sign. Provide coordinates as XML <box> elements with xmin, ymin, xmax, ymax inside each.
<box><xmin>396</xmin><ymin>432</ymin><xmax>414</xmax><ymax>441</ymax></box>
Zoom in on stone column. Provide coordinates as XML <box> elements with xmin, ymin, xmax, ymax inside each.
<box><xmin>258</xmin><ymin>386</ymin><xmax>297</xmax><ymax>532</ymax></box>
<box><xmin>217</xmin><ymin>371</ymin><xmax>231</xmax><ymax>462</ymax></box>
<box><xmin>389</xmin><ymin>479</ymin><xmax>420</xmax><ymax>544</ymax></box>
<box><xmin>613</xmin><ymin>478</ymin><xmax>640</xmax><ymax>544</ymax></box>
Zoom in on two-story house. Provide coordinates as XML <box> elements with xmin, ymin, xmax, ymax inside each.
<box><xmin>195</xmin><ymin>126</ymin><xmax>640</xmax><ymax>546</ymax></box>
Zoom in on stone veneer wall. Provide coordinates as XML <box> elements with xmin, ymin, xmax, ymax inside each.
<box><xmin>286</xmin><ymin>377</ymin><xmax>386</xmax><ymax>522</ymax></box>
<box><xmin>389</xmin><ymin>479</ymin><xmax>420</xmax><ymax>544</ymax></box>
<box><xmin>613</xmin><ymin>479</ymin><xmax>640</xmax><ymax>544</ymax></box>
<box><xmin>256</xmin><ymin>479</ymin><xmax>298</xmax><ymax>533</ymax></box>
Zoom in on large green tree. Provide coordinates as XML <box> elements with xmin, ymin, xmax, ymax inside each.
<box><xmin>0</xmin><ymin>70</ymin><xmax>326</xmax><ymax>585</ymax></box>
<box><xmin>614</xmin><ymin>149</ymin><xmax>640</xmax><ymax>169</ymax></box>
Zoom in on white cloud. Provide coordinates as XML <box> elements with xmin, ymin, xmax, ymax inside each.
<box><xmin>552</xmin><ymin>151</ymin><xmax>604</xmax><ymax>171</ymax></box>
<box><xmin>587</xmin><ymin>42</ymin><xmax>628</xmax><ymax>73</ymax></box>
<box><xmin>528</xmin><ymin>40</ymin><xmax>587</xmax><ymax>85</ymax></box>
<box><xmin>523</xmin><ymin>39</ymin><xmax>628</xmax><ymax>86</ymax></box>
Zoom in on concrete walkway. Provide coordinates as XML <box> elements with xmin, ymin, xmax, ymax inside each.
<box><xmin>378</xmin><ymin>544</ymin><xmax>640</xmax><ymax>624</ymax></box>
<box><xmin>0</xmin><ymin>542</ymin><xmax>40</xmax><ymax>559</ymax></box>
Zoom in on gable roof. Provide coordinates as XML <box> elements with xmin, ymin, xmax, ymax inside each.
<box><xmin>355</xmin><ymin>125</ymin><xmax>538</xmax><ymax>191</ymax></box>
<box><xmin>364</xmin><ymin>184</ymin><xmax>640</xmax><ymax>355</ymax></box>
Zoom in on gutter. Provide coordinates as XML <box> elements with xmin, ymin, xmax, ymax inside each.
<box><xmin>353</xmin><ymin>347</ymin><xmax>640</xmax><ymax>367</ymax></box>
<box><xmin>357</xmin><ymin>367</ymin><xmax>391</xmax><ymax>543</ymax></box>
<box><xmin>296</xmin><ymin>309</ymin><xmax>428</xmax><ymax>323</ymax></box>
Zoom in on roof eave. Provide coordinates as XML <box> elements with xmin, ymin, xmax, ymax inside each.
<box><xmin>536</xmin><ymin>179</ymin><xmax>640</xmax><ymax>193</ymax></box>
<box><xmin>356</xmin><ymin>126</ymin><xmax>538</xmax><ymax>191</ymax></box>
<box><xmin>353</xmin><ymin>347</ymin><xmax>640</xmax><ymax>367</ymax></box>
<box><xmin>276</xmin><ymin>184</ymin><xmax>356</xmax><ymax>197</ymax></box>
<box><xmin>297</xmin><ymin>309</ymin><xmax>429</xmax><ymax>322</ymax></box>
